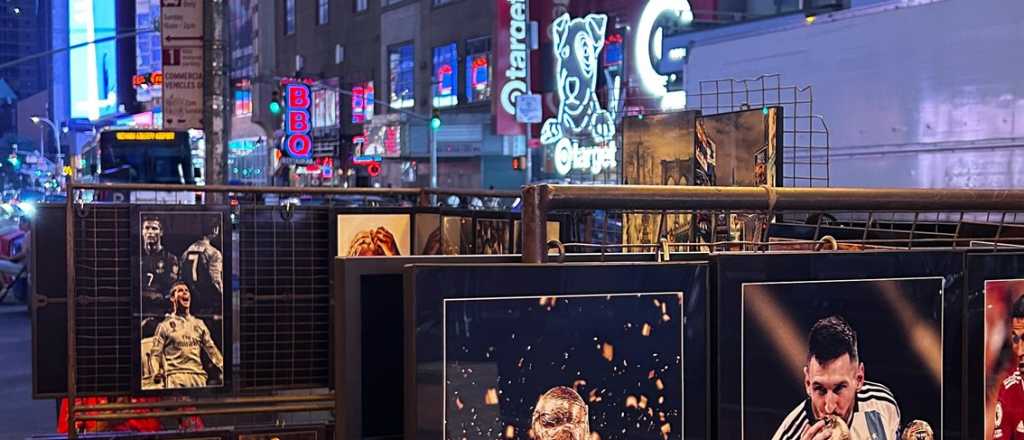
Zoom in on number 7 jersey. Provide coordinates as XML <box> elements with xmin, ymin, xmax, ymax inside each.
<box><xmin>180</xmin><ymin>238</ymin><xmax>223</xmax><ymax>315</ymax></box>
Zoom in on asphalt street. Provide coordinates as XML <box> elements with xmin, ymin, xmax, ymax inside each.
<box><xmin>0</xmin><ymin>303</ymin><xmax>56</xmax><ymax>438</ymax></box>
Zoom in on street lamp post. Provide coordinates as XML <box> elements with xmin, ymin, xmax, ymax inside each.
<box><xmin>430</xmin><ymin>82</ymin><xmax>438</xmax><ymax>189</ymax></box>
<box><xmin>30</xmin><ymin>116</ymin><xmax>63</xmax><ymax>169</ymax></box>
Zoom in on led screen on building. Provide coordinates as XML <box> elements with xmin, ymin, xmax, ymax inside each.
<box><xmin>135</xmin><ymin>0</ymin><xmax>161</xmax><ymax>103</ymax></box>
<box><xmin>352</xmin><ymin>81</ymin><xmax>374</xmax><ymax>124</ymax></box>
<box><xmin>433</xmin><ymin>43</ymin><xmax>457</xmax><ymax>108</ymax></box>
<box><xmin>69</xmin><ymin>0</ymin><xmax>119</xmax><ymax>120</ymax></box>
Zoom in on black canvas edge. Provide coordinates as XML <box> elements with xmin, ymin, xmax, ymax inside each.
<box><xmin>336</xmin><ymin>253</ymin><xmax>709</xmax><ymax>440</ymax></box>
<box><xmin>233</xmin><ymin>423</ymin><xmax>327</xmax><ymax>440</ymax></box>
<box><xmin>334</xmin><ymin>254</ymin><xmax>525</xmax><ymax>440</ymax></box>
<box><xmin>32</xmin><ymin>203</ymin><xmax>73</xmax><ymax>398</ymax></box>
<box><xmin>770</xmin><ymin>105</ymin><xmax>784</xmax><ymax>189</ymax></box>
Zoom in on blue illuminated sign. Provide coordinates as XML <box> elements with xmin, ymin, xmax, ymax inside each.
<box><xmin>69</xmin><ymin>0</ymin><xmax>119</xmax><ymax>120</ymax></box>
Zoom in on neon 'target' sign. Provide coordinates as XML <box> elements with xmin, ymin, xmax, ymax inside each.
<box><xmin>499</xmin><ymin>0</ymin><xmax>528</xmax><ymax>116</ymax></box>
<box><xmin>636</xmin><ymin>0</ymin><xmax>693</xmax><ymax>110</ymax></box>
<box><xmin>284</xmin><ymin>83</ymin><xmax>312</xmax><ymax>159</ymax></box>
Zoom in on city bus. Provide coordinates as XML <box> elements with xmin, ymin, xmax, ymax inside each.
<box><xmin>79</xmin><ymin>129</ymin><xmax>204</xmax><ymax>203</ymax></box>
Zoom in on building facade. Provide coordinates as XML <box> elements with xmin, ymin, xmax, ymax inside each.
<box><xmin>275</xmin><ymin>0</ymin><xmax>534</xmax><ymax>189</ymax></box>
<box><xmin>1</xmin><ymin>0</ymin><xmax>51</xmax><ymax>138</ymax></box>
<box><xmin>274</xmin><ymin>0</ymin><xmax>963</xmax><ymax>189</ymax></box>
<box><xmin>682</xmin><ymin>0</ymin><xmax>1024</xmax><ymax>189</ymax></box>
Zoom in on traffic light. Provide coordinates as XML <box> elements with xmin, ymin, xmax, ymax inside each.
<box><xmin>512</xmin><ymin>156</ymin><xmax>527</xmax><ymax>170</ymax></box>
<box><xmin>430</xmin><ymin>108</ymin><xmax>442</xmax><ymax>130</ymax></box>
<box><xmin>268</xmin><ymin>90</ymin><xmax>283</xmax><ymax>115</ymax></box>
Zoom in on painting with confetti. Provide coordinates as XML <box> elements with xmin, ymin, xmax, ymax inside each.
<box><xmin>443</xmin><ymin>293</ymin><xmax>684</xmax><ymax>440</ymax></box>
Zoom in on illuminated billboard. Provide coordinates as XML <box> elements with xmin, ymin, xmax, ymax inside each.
<box><xmin>69</xmin><ymin>0</ymin><xmax>119</xmax><ymax>120</ymax></box>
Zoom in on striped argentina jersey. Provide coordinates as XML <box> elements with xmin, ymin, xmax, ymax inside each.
<box><xmin>772</xmin><ymin>381</ymin><xmax>901</xmax><ymax>440</ymax></box>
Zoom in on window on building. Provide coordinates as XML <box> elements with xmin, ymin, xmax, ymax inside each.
<box><xmin>465</xmin><ymin>37</ymin><xmax>491</xmax><ymax>103</ymax></box>
<box><xmin>355</xmin><ymin>0</ymin><xmax>368</xmax><ymax>12</ymax></box>
<box><xmin>432</xmin><ymin>0</ymin><xmax>455</xmax><ymax>5</ymax></box>
<box><xmin>381</xmin><ymin>0</ymin><xmax>403</xmax><ymax>7</ymax></box>
<box><xmin>389</xmin><ymin>44</ymin><xmax>414</xmax><ymax>109</ymax></box>
<box><xmin>432</xmin><ymin>43</ymin><xmax>458</xmax><ymax>108</ymax></box>
<box><xmin>284</xmin><ymin>0</ymin><xmax>295</xmax><ymax>35</ymax></box>
<box><xmin>318</xmin><ymin>0</ymin><xmax>329</xmax><ymax>24</ymax></box>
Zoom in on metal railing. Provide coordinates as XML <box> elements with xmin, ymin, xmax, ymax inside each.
<box><xmin>520</xmin><ymin>184</ymin><xmax>1024</xmax><ymax>263</ymax></box>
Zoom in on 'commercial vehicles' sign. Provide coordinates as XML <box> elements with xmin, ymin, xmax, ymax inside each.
<box><xmin>161</xmin><ymin>0</ymin><xmax>204</xmax><ymax>129</ymax></box>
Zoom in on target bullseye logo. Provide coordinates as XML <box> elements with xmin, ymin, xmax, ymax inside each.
<box><xmin>553</xmin><ymin>138</ymin><xmax>574</xmax><ymax>176</ymax></box>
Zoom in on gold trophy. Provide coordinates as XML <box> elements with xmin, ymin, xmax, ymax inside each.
<box><xmin>900</xmin><ymin>420</ymin><xmax>934</xmax><ymax>440</ymax></box>
<box><xmin>821</xmin><ymin>415</ymin><xmax>851</xmax><ymax>440</ymax></box>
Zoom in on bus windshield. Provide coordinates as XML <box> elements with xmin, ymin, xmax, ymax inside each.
<box><xmin>98</xmin><ymin>131</ymin><xmax>194</xmax><ymax>184</ymax></box>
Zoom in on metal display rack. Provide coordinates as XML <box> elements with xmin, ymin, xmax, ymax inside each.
<box><xmin>56</xmin><ymin>180</ymin><xmax>521</xmax><ymax>439</ymax></box>
<box><xmin>695</xmin><ymin>74</ymin><xmax>831</xmax><ymax>188</ymax></box>
<box><xmin>521</xmin><ymin>184</ymin><xmax>1024</xmax><ymax>263</ymax></box>
<box><xmin>51</xmin><ymin>180</ymin><xmax>1024</xmax><ymax>439</ymax></box>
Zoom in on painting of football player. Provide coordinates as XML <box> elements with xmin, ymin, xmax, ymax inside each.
<box><xmin>180</xmin><ymin>218</ymin><xmax>223</xmax><ymax>316</ymax></box>
<box><xmin>141</xmin><ymin>215</ymin><xmax>179</xmax><ymax>307</ymax></box>
<box><xmin>994</xmin><ymin>295</ymin><xmax>1024</xmax><ymax>439</ymax></box>
<box><xmin>146</xmin><ymin>281</ymin><xmax>223</xmax><ymax>389</ymax></box>
<box><xmin>772</xmin><ymin>315</ymin><xmax>901</xmax><ymax>440</ymax></box>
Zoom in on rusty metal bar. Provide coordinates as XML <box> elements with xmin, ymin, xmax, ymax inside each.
<box><xmin>74</xmin><ymin>401</ymin><xmax>334</xmax><ymax>421</ymax></box>
<box><xmin>75</xmin><ymin>394</ymin><xmax>333</xmax><ymax>412</ymax></box>
<box><xmin>66</xmin><ymin>174</ymin><xmax>78</xmax><ymax>439</ymax></box>
<box><xmin>67</xmin><ymin>182</ymin><xmax>523</xmax><ymax>199</ymax></box>
<box><xmin>70</xmin><ymin>182</ymin><xmax>423</xmax><ymax>195</ymax></box>
<box><xmin>535</xmin><ymin>185</ymin><xmax>1024</xmax><ymax>212</ymax></box>
<box><xmin>423</xmin><ymin>187</ymin><xmax>521</xmax><ymax>199</ymax></box>
<box><xmin>522</xmin><ymin>185</ymin><xmax>549</xmax><ymax>263</ymax></box>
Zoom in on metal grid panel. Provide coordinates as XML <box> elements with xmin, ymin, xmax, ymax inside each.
<box><xmin>561</xmin><ymin>208</ymin><xmax>1024</xmax><ymax>255</ymax></box>
<box><xmin>696</xmin><ymin>74</ymin><xmax>831</xmax><ymax>188</ymax></box>
<box><xmin>238</xmin><ymin>207</ymin><xmax>332</xmax><ymax>390</ymax></box>
<box><xmin>73</xmin><ymin>206</ymin><xmax>133</xmax><ymax>394</ymax></box>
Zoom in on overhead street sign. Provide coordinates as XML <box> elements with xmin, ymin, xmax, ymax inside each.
<box><xmin>161</xmin><ymin>0</ymin><xmax>204</xmax><ymax>130</ymax></box>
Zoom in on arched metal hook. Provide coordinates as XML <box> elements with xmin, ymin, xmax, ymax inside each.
<box><xmin>279</xmin><ymin>201</ymin><xmax>296</xmax><ymax>222</ymax></box>
<box><xmin>546</xmin><ymin>239</ymin><xmax>566</xmax><ymax>264</ymax></box>
<box><xmin>815</xmin><ymin>235</ymin><xmax>838</xmax><ymax>252</ymax></box>
<box><xmin>657</xmin><ymin>238</ymin><xmax>671</xmax><ymax>262</ymax></box>
<box><xmin>74</xmin><ymin>195</ymin><xmax>89</xmax><ymax>218</ymax></box>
